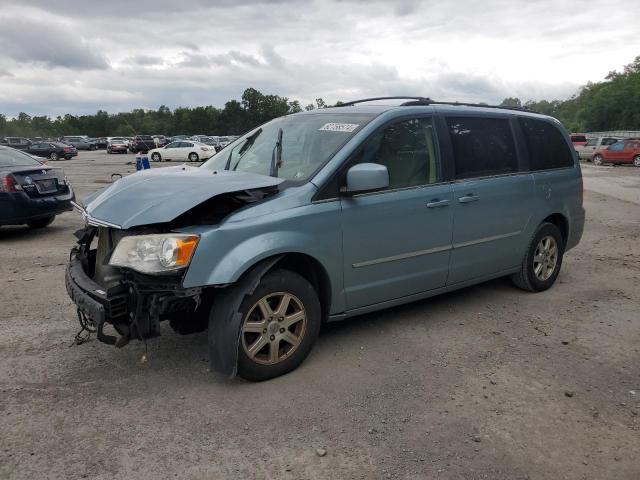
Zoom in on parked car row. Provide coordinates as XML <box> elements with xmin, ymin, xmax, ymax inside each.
<box><xmin>573</xmin><ymin>134</ymin><xmax>640</xmax><ymax>166</ymax></box>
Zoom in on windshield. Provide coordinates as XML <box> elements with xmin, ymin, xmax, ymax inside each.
<box><xmin>0</xmin><ymin>148</ymin><xmax>42</xmax><ymax>167</ymax></box>
<box><xmin>201</xmin><ymin>113</ymin><xmax>375</xmax><ymax>181</ymax></box>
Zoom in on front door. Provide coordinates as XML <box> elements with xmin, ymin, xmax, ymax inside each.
<box><xmin>340</xmin><ymin>117</ymin><xmax>454</xmax><ymax>310</ymax></box>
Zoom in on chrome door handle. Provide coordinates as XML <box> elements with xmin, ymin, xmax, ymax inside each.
<box><xmin>426</xmin><ymin>199</ymin><xmax>450</xmax><ymax>208</ymax></box>
<box><xmin>458</xmin><ymin>195</ymin><xmax>479</xmax><ymax>203</ymax></box>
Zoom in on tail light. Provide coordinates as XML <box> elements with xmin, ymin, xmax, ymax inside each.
<box><xmin>0</xmin><ymin>174</ymin><xmax>19</xmax><ymax>192</ymax></box>
<box><xmin>64</xmin><ymin>147</ymin><xmax>71</xmax><ymax>152</ymax></box>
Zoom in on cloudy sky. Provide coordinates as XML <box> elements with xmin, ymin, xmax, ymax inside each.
<box><xmin>0</xmin><ymin>0</ymin><xmax>638</xmax><ymax>117</ymax></box>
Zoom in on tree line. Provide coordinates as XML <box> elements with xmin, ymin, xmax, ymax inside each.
<box><xmin>0</xmin><ymin>88</ymin><xmax>328</xmax><ymax>138</ymax></box>
<box><xmin>1</xmin><ymin>56</ymin><xmax>639</xmax><ymax>138</ymax></box>
<box><xmin>500</xmin><ymin>55</ymin><xmax>640</xmax><ymax>132</ymax></box>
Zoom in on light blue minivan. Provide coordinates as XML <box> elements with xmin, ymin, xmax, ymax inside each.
<box><xmin>66</xmin><ymin>97</ymin><xmax>585</xmax><ymax>381</ymax></box>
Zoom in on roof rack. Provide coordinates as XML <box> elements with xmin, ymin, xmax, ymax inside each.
<box><xmin>338</xmin><ymin>96</ymin><xmax>537</xmax><ymax>113</ymax></box>
<box><xmin>338</xmin><ymin>96</ymin><xmax>434</xmax><ymax>107</ymax></box>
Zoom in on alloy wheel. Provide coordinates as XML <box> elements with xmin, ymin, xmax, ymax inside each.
<box><xmin>633</xmin><ymin>156</ymin><xmax>640</xmax><ymax>167</ymax></box>
<box><xmin>533</xmin><ymin>235</ymin><xmax>558</xmax><ymax>281</ymax></box>
<box><xmin>241</xmin><ymin>292</ymin><xmax>307</xmax><ymax>365</ymax></box>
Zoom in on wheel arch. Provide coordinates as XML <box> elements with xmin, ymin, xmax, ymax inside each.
<box><xmin>541</xmin><ymin>212</ymin><xmax>568</xmax><ymax>247</ymax></box>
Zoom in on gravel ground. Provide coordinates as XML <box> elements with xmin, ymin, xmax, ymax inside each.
<box><xmin>1</xmin><ymin>152</ymin><xmax>639</xmax><ymax>480</ymax></box>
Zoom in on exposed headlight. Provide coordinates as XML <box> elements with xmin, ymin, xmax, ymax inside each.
<box><xmin>109</xmin><ymin>234</ymin><xmax>199</xmax><ymax>274</ymax></box>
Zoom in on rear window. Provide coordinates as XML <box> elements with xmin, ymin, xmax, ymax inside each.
<box><xmin>570</xmin><ymin>135</ymin><xmax>587</xmax><ymax>142</ymax></box>
<box><xmin>519</xmin><ymin>118</ymin><xmax>574</xmax><ymax>170</ymax></box>
<box><xmin>446</xmin><ymin>117</ymin><xmax>518</xmax><ymax>179</ymax></box>
<box><xmin>0</xmin><ymin>148</ymin><xmax>42</xmax><ymax>167</ymax></box>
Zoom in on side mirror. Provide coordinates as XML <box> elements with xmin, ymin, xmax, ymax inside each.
<box><xmin>345</xmin><ymin>163</ymin><xmax>389</xmax><ymax>194</ymax></box>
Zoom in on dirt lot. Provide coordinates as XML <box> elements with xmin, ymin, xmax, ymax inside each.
<box><xmin>1</xmin><ymin>152</ymin><xmax>639</xmax><ymax>480</ymax></box>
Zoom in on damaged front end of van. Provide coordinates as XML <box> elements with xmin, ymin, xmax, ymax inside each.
<box><xmin>65</xmin><ymin>165</ymin><xmax>284</xmax><ymax>375</ymax></box>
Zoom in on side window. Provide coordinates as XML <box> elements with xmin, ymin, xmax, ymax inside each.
<box><xmin>447</xmin><ymin>117</ymin><xmax>517</xmax><ymax>179</ymax></box>
<box><xmin>351</xmin><ymin>117</ymin><xmax>439</xmax><ymax>189</ymax></box>
<box><xmin>585</xmin><ymin>138</ymin><xmax>597</xmax><ymax>147</ymax></box>
<box><xmin>518</xmin><ymin>118</ymin><xmax>574</xmax><ymax>170</ymax></box>
<box><xmin>609</xmin><ymin>142</ymin><xmax>624</xmax><ymax>152</ymax></box>
<box><xmin>182</xmin><ymin>142</ymin><xmax>193</xmax><ymax>148</ymax></box>
<box><xmin>602</xmin><ymin>138</ymin><xmax>618</xmax><ymax>146</ymax></box>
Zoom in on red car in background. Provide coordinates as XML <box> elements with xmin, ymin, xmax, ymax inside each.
<box><xmin>592</xmin><ymin>139</ymin><xmax>640</xmax><ymax>166</ymax></box>
<box><xmin>570</xmin><ymin>133</ymin><xmax>587</xmax><ymax>147</ymax></box>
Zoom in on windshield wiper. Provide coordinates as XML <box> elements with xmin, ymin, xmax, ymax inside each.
<box><xmin>269</xmin><ymin>128</ymin><xmax>283</xmax><ymax>177</ymax></box>
<box><xmin>224</xmin><ymin>128</ymin><xmax>262</xmax><ymax>170</ymax></box>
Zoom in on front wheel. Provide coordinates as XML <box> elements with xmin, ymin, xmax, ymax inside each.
<box><xmin>237</xmin><ymin>269</ymin><xmax>321</xmax><ymax>381</ymax></box>
<box><xmin>27</xmin><ymin>216</ymin><xmax>55</xmax><ymax>229</ymax></box>
<box><xmin>633</xmin><ymin>155</ymin><xmax>640</xmax><ymax>167</ymax></box>
<box><xmin>511</xmin><ymin>222</ymin><xmax>564</xmax><ymax>292</ymax></box>
<box><xmin>107</xmin><ymin>148</ymin><xmax>112</xmax><ymax>154</ymax></box>
<box><xmin>593</xmin><ymin>154</ymin><xmax>604</xmax><ymax>166</ymax></box>
<box><xmin>89</xmin><ymin>145</ymin><xmax>96</xmax><ymax>151</ymax></box>
<box><xmin>188</xmin><ymin>152</ymin><xmax>199</xmax><ymax>162</ymax></box>
<box><xmin>49</xmin><ymin>152</ymin><xmax>58</xmax><ymax>161</ymax></box>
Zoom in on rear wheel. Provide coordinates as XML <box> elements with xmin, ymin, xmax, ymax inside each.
<box><xmin>27</xmin><ymin>216</ymin><xmax>55</xmax><ymax>229</ymax></box>
<box><xmin>49</xmin><ymin>152</ymin><xmax>58</xmax><ymax>161</ymax></box>
<box><xmin>151</xmin><ymin>152</ymin><xmax>161</xmax><ymax>162</ymax></box>
<box><xmin>188</xmin><ymin>152</ymin><xmax>199</xmax><ymax>162</ymax></box>
<box><xmin>593</xmin><ymin>154</ymin><xmax>604</xmax><ymax>166</ymax></box>
<box><xmin>511</xmin><ymin>222</ymin><xmax>564</xmax><ymax>292</ymax></box>
<box><xmin>237</xmin><ymin>269</ymin><xmax>321</xmax><ymax>381</ymax></box>
<box><xmin>633</xmin><ymin>155</ymin><xmax>640</xmax><ymax>167</ymax></box>
<box><xmin>89</xmin><ymin>145</ymin><xmax>96</xmax><ymax>151</ymax></box>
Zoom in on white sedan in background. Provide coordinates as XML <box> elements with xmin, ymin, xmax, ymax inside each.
<box><xmin>148</xmin><ymin>141</ymin><xmax>215</xmax><ymax>162</ymax></box>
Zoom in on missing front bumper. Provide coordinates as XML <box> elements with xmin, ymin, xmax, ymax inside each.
<box><xmin>66</xmin><ymin>254</ymin><xmax>202</xmax><ymax>347</ymax></box>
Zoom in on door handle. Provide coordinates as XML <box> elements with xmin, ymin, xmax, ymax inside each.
<box><xmin>458</xmin><ymin>194</ymin><xmax>479</xmax><ymax>203</ymax></box>
<box><xmin>426</xmin><ymin>199</ymin><xmax>450</xmax><ymax>208</ymax></box>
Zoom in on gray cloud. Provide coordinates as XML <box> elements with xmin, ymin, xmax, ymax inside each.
<box><xmin>0</xmin><ymin>18</ymin><xmax>108</xmax><ymax>70</ymax></box>
<box><xmin>0</xmin><ymin>0</ymin><xmax>637</xmax><ymax>117</ymax></box>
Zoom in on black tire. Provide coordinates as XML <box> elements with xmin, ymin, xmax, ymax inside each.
<box><xmin>593</xmin><ymin>154</ymin><xmax>604</xmax><ymax>166</ymax></box>
<box><xmin>49</xmin><ymin>152</ymin><xmax>58</xmax><ymax>161</ymax></box>
<box><xmin>511</xmin><ymin>222</ymin><xmax>564</xmax><ymax>292</ymax></box>
<box><xmin>89</xmin><ymin>145</ymin><xmax>96</xmax><ymax>151</ymax></box>
<box><xmin>107</xmin><ymin>147</ymin><xmax>112</xmax><ymax>154</ymax></box>
<box><xmin>633</xmin><ymin>155</ymin><xmax>640</xmax><ymax>167</ymax></box>
<box><xmin>65</xmin><ymin>156</ymin><xmax>71</xmax><ymax>160</ymax></box>
<box><xmin>26</xmin><ymin>216</ymin><xmax>55</xmax><ymax>229</ymax></box>
<box><xmin>151</xmin><ymin>152</ymin><xmax>161</xmax><ymax>162</ymax></box>
<box><xmin>237</xmin><ymin>269</ymin><xmax>321</xmax><ymax>381</ymax></box>
<box><xmin>188</xmin><ymin>152</ymin><xmax>199</xmax><ymax>162</ymax></box>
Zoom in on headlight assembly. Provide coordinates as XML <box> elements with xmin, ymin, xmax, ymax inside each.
<box><xmin>109</xmin><ymin>234</ymin><xmax>199</xmax><ymax>274</ymax></box>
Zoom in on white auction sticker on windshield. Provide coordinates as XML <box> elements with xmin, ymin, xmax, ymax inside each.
<box><xmin>319</xmin><ymin>123</ymin><xmax>360</xmax><ymax>133</ymax></box>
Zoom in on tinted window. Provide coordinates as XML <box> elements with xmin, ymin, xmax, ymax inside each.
<box><xmin>350</xmin><ymin>117</ymin><xmax>439</xmax><ymax>189</ymax></box>
<box><xmin>571</xmin><ymin>135</ymin><xmax>586</xmax><ymax>142</ymax></box>
<box><xmin>602</xmin><ymin>138</ymin><xmax>619</xmax><ymax>146</ymax></box>
<box><xmin>585</xmin><ymin>138</ymin><xmax>597</xmax><ymax>147</ymax></box>
<box><xmin>447</xmin><ymin>117</ymin><xmax>517</xmax><ymax>179</ymax></box>
<box><xmin>519</xmin><ymin>118</ymin><xmax>574</xmax><ymax>170</ymax></box>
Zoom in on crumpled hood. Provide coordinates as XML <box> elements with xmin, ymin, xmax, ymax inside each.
<box><xmin>84</xmin><ymin>165</ymin><xmax>283</xmax><ymax>229</ymax></box>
